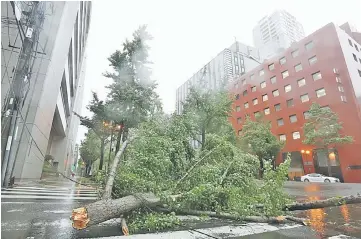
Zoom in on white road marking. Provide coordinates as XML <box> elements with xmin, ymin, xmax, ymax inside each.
<box><xmin>1</xmin><ymin>195</ymin><xmax>98</xmax><ymax>200</ymax></box>
<box><xmin>2</xmin><ymin>190</ymin><xmax>97</xmax><ymax>196</ymax></box>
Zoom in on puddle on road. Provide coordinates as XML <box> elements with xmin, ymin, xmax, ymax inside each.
<box><xmin>294</xmin><ymin>184</ymin><xmax>361</xmax><ymax>238</ymax></box>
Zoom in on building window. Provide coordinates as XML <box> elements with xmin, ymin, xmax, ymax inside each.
<box><xmin>308</xmin><ymin>56</ymin><xmax>317</xmax><ymax>65</ymax></box>
<box><xmin>292</xmin><ymin>131</ymin><xmax>301</xmax><ymax>140</ymax></box>
<box><xmin>303</xmin><ymin>111</ymin><xmax>310</xmax><ymax>119</ymax></box>
<box><xmin>250</xmin><ymin>74</ymin><xmax>255</xmax><ymax>80</ymax></box>
<box><xmin>235</xmin><ymin>94</ymin><xmax>240</xmax><ymax>100</ymax></box>
<box><xmin>260</xmin><ymin>81</ymin><xmax>266</xmax><ymax>88</ymax></box>
<box><xmin>359</xmin><ymin>70</ymin><xmax>361</xmax><ymax>77</ymax></box>
<box><xmin>279</xmin><ymin>57</ymin><xmax>286</xmax><ymax>65</ymax></box>
<box><xmin>300</xmin><ymin>93</ymin><xmax>309</xmax><ymax>102</ymax></box>
<box><xmin>262</xmin><ymin>94</ymin><xmax>268</xmax><ymax>101</ymax></box>
<box><xmin>272</xmin><ymin>89</ymin><xmax>279</xmax><ymax>97</ymax></box>
<box><xmin>348</xmin><ymin>39</ymin><xmax>353</xmax><ymax>46</ymax></box>
<box><xmin>277</xmin><ymin>118</ymin><xmax>284</xmax><ymax>126</ymax></box>
<box><xmin>359</xmin><ymin>58</ymin><xmax>361</xmax><ymax>63</ymax></box>
<box><xmin>312</xmin><ymin>71</ymin><xmax>322</xmax><ymax>81</ymax></box>
<box><xmin>282</xmin><ymin>70</ymin><xmax>289</xmax><ymax>79</ymax></box>
<box><xmin>236</xmin><ymin>106</ymin><xmax>241</xmax><ymax>112</ymax></box>
<box><xmin>264</xmin><ymin>107</ymin><xmax>270</xmax><ymax>115</ymax></box>
<box><xmin>253</xmin><ymin>98</ymin><xmax>258</xmax><ymax>105</ymax></box>
<box><xmin>297</xmin><ymin>78</ymin><xmax>306</xmax><ymax>87</ymax></box>
<box><xmin>244</xmin><ymin>102</ymin><xmax>249</xmax><ymax>109</ymax></box>
<box><xmin>268</xmin><ymin>63</ymin><xmax>275</xmax><ymax>70</ymax></box>
<box><xmin>237</xmin><ymin>117</ymin><xmax>242</xmax><ymax>124</ymax></box>
<box><xmin>254</xmin><ymin>111</ymin><xmax>261</xmax><ymax>118</ymax></box>
<box><xmin>279</xmin><ymin>134</ymin><xmax>286</xmax><ymax>141</ymax></box>
<box><xmin>251</xmin><ymin>86</ymin><xmax>256</xmax><ymax>92</ymax></box>
<box><xmin>355</xmin><ymin>44</ymin><xmax>359</xmax><ymax>52</ymax></box>
<box><xmin>305</xmin><ymin>41</ymin><xmax>314</xmax><ymax>50</ymax></box>
<box><xmin>291</xmin><ymin>49</ymin><xmax>299</xmax><ymax>58</ymax></box>
<box><xmin>259</xmin><ymin>69</ymin><xmax>264</xmax><ymax>76</ymax></box>
<box><xmin>284</xmin><ymin>84</ymin><xmax>292</xmax><ymax>93</ymax></box>
<box><xmin>353</xmin><ymin>53</ymin><xmax>358</xmax><ymax>62</ymax></box>
<box><xmin>289</xmin><ymin>114</ymin><xmax>297</xmax><ymax>123</ymax></box>
<box><xmin>270</xmin><ymin>76</ymin><xmax>277</xmax><ymax>84</ymax></box>
<box><xmin>294</xmin><ymin>63</ymin><xmax>303</xmax><ymax>72</ymax></box>
<box><xmin>243</xmin><ymin>90</ymin><xmax>248</xmax><ymax>96</ymax></box>
<box><xmin>338</xmin><ymin>86</ymin><xmax>344</xmax><ymax>92</ymax></box>
<box><xmin>341</xmin><ymin>95</ymin><xmax>347</xmax><ymax>102</ymax></box>
<box><xmin>287</xmin><ymin>98</ymin><xmax>294</xmax><ymax>107</ymax></box>
<box><xmin>336</xmin><ymin>76</ymin><xmax>342</xmax><ymax>83</ymax></box>
<box><xmin>274</xmin><ymin>103</ymin><xmax>281</xmax><ymax>112</ymax></box>
<box><xmin>235</xmin><ymin>65</ymin><xmax>239</xmax><ymax>74</ymax></box>
<box><xmin>316</xmin><ymin>88</ymin><xmax>326</xmax><ymax>98</ymax></box>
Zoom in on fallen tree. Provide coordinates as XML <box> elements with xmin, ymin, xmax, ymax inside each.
<box><xmin>284</xmin><ymin>194</ymin><xmax>361</xmax><ymax>211</ymax></box>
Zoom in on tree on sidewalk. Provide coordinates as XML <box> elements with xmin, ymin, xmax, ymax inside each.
<box><xmin>239</xmin><ymin>116</ymin><xmax>284</xmax><ymax>178</ymax></box>
<box><xmin>303</xmin><ymin>103</ymin><xmax>353</xmax><ymax>176</ymax></box>
<box><xmin>79</xmin><ymin>131</ymin><xmax>101</xmax><ymax>176</ymax></box>
<box><xmin>75</xmin><ymin>92</ymin><xmax>111</xmax><ymax>170</ymax></box>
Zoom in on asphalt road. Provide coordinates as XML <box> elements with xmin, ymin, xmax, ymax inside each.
<box><xmin>2</xmin><ymin>179</ymin><xmax>361</xmax><ymax>239</ymax></box>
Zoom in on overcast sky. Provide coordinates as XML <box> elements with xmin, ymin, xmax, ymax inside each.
<box><xmin>76</xmin><ymin>0</ymin><xmax>361</xmax><ymax>143</ymax></box>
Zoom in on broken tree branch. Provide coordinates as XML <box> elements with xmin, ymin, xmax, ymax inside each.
<box><xmin>156</xmin><ymin>208</ymin><xmax>308</xmax><ymax>225</ymax></box>
<box><xmin>284</xmin><ymin>194</ymin><xmax>361</xmax><ymax>211</ymax></box>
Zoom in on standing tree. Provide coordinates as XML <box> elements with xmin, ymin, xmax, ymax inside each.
<box><xmin>75</xmin><ymin>92</ymin><xmax>111</xmax><ymax>170</ymax></box>
<box><xmin>79</xmin><ymin>131</ymin><xmax>101</xmax><ymax>176</ymax></box>
<box><xmin>239</xmin><ymin>116</ymin><xmax>284</xmax><ymax>178</ymax></box>
<box><xmin>104</xmin><ymin>25</ymin><xmax>162</xmax><ymax>153</ymax></box>
<box><xmin>182</xmin><ymin>87</ymin><xmax>234</xmax><ymax>149</ymax></box>
<box><xmin>303</xmin><ymin>103</ymin><xmax>353</xmax><ymax>176</ymax></box>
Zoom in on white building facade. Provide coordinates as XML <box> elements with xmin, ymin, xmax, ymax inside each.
<box><xmin>176</xmin><ymin>42</ymin><xmax>261</xmax><ymax>114</ymax></box>
<box><xmin>253</xmin><ymin>10</ymin><xmax>305</xmax><ymax>59</ymax></box>
<box><xmin>1</xmin><ymin>1</ymin><xmax>91</xmax><ymax>181</ymax></box>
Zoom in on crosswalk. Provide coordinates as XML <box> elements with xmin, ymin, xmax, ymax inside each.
<box><xmin>1</xmin><ymin>185</ymin><xmax>99</xmax><ymax>201</ymax></box>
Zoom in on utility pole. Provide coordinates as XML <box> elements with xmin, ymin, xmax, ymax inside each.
<box><xmin>1</xmin><ymin>2</ymin><xmax>44</xmax><ymax>188</ymax></box>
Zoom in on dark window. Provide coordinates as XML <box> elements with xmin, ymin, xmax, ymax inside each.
<box><xmin>287</xmin><ymin>98</ymin><xmax>294</xmax><ymax>107</ymax></box>
<box><xmin>277</xmin><ymin>118</ymin><xmax>284</xmax><ymax>126</ymax></box>
<box><xmin>353</xmin><ymin>53</ymin><xmax>358</xmax><ymax>62</ymax></box>
<box><xmin>243</xmin><ymin>90</ymin><xmax>248</xmax><ymax>96</ymax></box>
<box><xmin>355</xmin><ymin>44</ymin><xmax>359</xmax><ymax>52</ymax></box>
<box><xmin>348</xmin><ymin>39</ymin><xmax>353</xmax><ymax>46</ymax></box>
<box><xmin>289</xmin><ymin>114</ymin><xmax>297</xmax><ymax>123</ymax></box>
<box><xmin>274</xmin><ymin>103</ymin><xmax>281</xmax><ymax>112</ymax></box>
<box><xmin>359</xmin><ymin>70</ymin><xmax>361</xmax><ymax>77</ymax></box>
<box><xmin>235</xmin><ymin>94</ymin><xmax>240</xmax><ymax>100</ymax></box>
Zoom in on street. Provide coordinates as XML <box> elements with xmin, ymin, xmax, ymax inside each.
<box><xmin>2</xmin><ymin>180</ymin><xmax>361</xmax><ymax>239</ymax></box>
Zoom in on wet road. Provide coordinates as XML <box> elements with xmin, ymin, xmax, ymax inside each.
<box><xmin>285</xmin><ymin>182</ymin><xmax>361</xmax><ymax>239</ymax></box>
<box><xmin>2</xmin><ymin>179</ymin><xmax>361</xmax><ymax>238</ymax></box>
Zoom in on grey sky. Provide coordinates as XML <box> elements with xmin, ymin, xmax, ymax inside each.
<box><xmin>76</xmin><ymin>0</ymin><xmax>361</xmax><ymax>143</ymax></box>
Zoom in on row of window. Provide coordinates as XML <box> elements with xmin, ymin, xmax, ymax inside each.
<box><xmin>235</xmin><ymin>65</ymin><xmax>320</xmax><ymax>98</ymax></box>
<box><xmin>238</xmin><ymin>129</ymin><xmax>301</xmax><ymax>141</ymax></box>
<box><xmin>352</xmin><ymin>53</ymin><xmax>361</xmax><ymax>64</ymax></box>
<box><xmin>235</xmin><ymin>87</ymin><xmax>327</xmax><ymax>113</ymax></box>
<box><xmin>235</xmin><ymin>41</ymin><xmax>315</xmax><ymax>88</ymax></box>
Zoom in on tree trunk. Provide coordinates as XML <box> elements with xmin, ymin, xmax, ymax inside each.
<box><xmin>259</xmin><ymin>158</ymin><xmax>264</xmax><ymax>178</ymax></box>
<box><xmin>284</xmin><ymin>194</ymin><xmax>361</xmax><ymax>211</ymax></box>
<box><xmin>201</xmin><ymin>127</ymin><xmax>205</xmax><ymax>149</ymax></box>
<box><xmin>99</xmin><ymin>139</ymin><xmax>105</xmax><ymax>170</ymax></box>
<box><xmin>156</xmin><ymin>208</ymin><xmax>307</xmax><ymax>225</ymax></box>
<box><xmin>103</xmin><ymin>140</ymin><xmax>129</xmax><ymax>200</ymax></box>
<box><xmin>115</xmin><ymin>127</ymin><xmax>123</xmax><ymax>153</ymax></box>
<box><xmin>71</xmin><ymin>193</ymin><xmax>161</xmax><ymax>229</ymax></box>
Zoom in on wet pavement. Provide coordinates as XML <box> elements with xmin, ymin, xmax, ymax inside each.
<box><xmin>2</xmin><ymin>179</ymin><xmax>361</xmax><ymax>238</ymax></box>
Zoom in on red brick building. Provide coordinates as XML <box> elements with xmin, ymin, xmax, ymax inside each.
<box><xmin>230</xmin><ymin>23</ymin><xmax>361</xmax><ymax>183</ymax></box>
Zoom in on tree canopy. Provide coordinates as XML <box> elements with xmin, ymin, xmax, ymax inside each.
<box><xmin>303</xmin><ymin>103</ymin><xmax>353</xmax><ymax>148</ymax></box>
